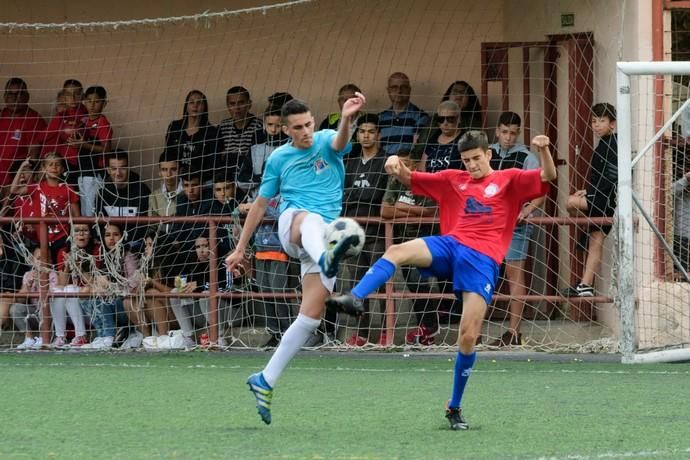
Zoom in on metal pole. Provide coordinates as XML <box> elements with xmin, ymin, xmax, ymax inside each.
<box><xmin>208</xmin><ymin>221</ymin><xmax>219</xmax><ymax>345</ymax></box>
<box><xmin>616</xmin><ymin>65</ymin><xmax>636</xmax><ymax>359</ymax></box>
<box><xmin>384</xmin><ymin>221</ymin><xmax>394</xmax><ymax>346</ymax></box>
<box><xmin>38</xmin><ymin>221</ymin><xmax>51</xmax><ymax>347</ymax></box>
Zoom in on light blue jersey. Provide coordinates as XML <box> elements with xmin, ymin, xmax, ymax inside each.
<box><xmin>258</xmin><ymin>129</ymin><xmax>352</xmax><ymax>223</ymax></box>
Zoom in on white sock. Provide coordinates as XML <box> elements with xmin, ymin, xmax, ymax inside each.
<box><xmin>299</xmin><ymin>213</ymin><xmax>326</xmax><ymax>263</ymax></box>
<box><xmin>262</xmin><ymin>313</ymin><xmax>320</xmax><ymax>387</ymax></box>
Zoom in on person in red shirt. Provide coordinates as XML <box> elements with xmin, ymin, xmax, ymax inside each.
<box><xmin>14</xmin><ymin>152</ymin><xmax>81</xmax><ymax>260</ymax></box>
<box><xmin>327</xmin><ymin>130</ymin><xmax>556</xmax><ymax>431</ymax></box>
<box><xmin>0</xmin><ymin>78</ymin><xmax>47</xmax><ymax>189</ymax></box>
<box><xmin>69</xmin><ymin>85</ymin><xmax>113</xmax><ymax>216</ymax></box>
<box><xmin>40</xmin><ymin>80</ymin><xmax>89</xmax><ymax>179</ymax></box>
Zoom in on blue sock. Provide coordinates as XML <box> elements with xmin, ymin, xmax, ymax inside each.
<box><xmin>449</xmin><ymin>351</ymin><xmax>477</xmax><ymax>409</ymax></box>
<box><xmin>351</xmin><ymin>258</ymin><xmax>396</xmax><ymax>299</ymax></box>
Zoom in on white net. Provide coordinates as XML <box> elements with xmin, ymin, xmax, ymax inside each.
<box><xmin>0</xmin><ymin>0</ymin><xmax>668</xmax><ymax>352</ymax></box>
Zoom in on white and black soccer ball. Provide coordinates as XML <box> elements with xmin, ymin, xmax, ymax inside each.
<box><xmin>324</xmin><ymin>217</ymin><xmax>365</xmax><ymax>258</ymax></box>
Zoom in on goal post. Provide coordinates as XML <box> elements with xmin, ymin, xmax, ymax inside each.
<box><xmin>617</xmin><ymin>61</ymin><xmax>690</xmax><ymax>364</ymax></box>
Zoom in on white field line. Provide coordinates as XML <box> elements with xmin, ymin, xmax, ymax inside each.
<box><xmin>0</xmin><ymin>361</ymin><xmax>689</xmax><ymax>376</ymax></box>
<box><xmin>538</xmin><ymin>447</ymin><xmax>690</xmax><ymax>459</ymax></box>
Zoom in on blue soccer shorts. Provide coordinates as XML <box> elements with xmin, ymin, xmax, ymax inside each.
<box><xmin>418</xmin><ymin>235</ymin><xmax>500</xmax><ymax>306</ymax></box>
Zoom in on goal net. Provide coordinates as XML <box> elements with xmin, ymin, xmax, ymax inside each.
<box><xmin>0</xmin><ymin>0</ymin><xmax>656</xmax><ymax>353</ymax></box>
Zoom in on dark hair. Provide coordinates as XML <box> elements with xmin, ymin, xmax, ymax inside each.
<box><xmin>396</xmin><ymin>149</ymin><xmax>412</xmax><ymax>158</ymax></box>
<box><xmin>181</xmin><ymin>171</ymin><xmax>202</xmax><ymax>183</ymax></box>
<box><xmin>442</xmin><ymin>81</ymin><xmax>482</xmax><ymax>128</ymax></box>
<box><xmin>226</xmin><ymin>86</ymin><xmax>250</xmax><ymax>99</ymax></box>
<box><xmin>5</xmin><ymin>77</ymin><xmax>27</xmax><ymax>91</ymax></box>
<box><xmin>592</xmin><ymin>103</ymin><xmax>616</xmax><ymax>121</ymax></box>
<box><xmin>182</xmin><ymin>90</ymin><xmax>210</xmax><ymax>127</ymax></box>
<box><xmin>268</xmin><ymin>92</ymin><xmax>293</xmax><ymax>109</ymax></box>
<box><xmin>356</xmin><ymin>113</ymin><xmax>379</xmax><ymax>129</ymax></box>
<box><xmin>497</xmin><ymin>111</ymin><xmax>521</xmax><ymax>127</ymax></box>
<box><xmin>281</xmin><ymin>99</ymin><xmax>310</xmax><ymax>123</ymax></box>
<box><xmin>159</xmin><ymin>149</ymin><xmax>178</xmax><ymax>164</ymax></box>
<box><xmin>84</xmin><ymin>85</ymin><xmax>107</xmax><ymax>99</ymax></box>
<box><xmin>213</xmin><ymin>172</ymin><xmax>234</xmax><ymax>185</ymax></box>
<box><xmin>263</xmin><ymin>104</ymin><xmax>282</xmax><ymax>118</ymax></box>
<box><xmin>338</xmin><ymin>83</ymin><xmax>361</xmax><ymax>96</ymax></box>
<box><xmin>63</xmin><ymin>79</ymin><xmax>83</xmax><ymax>90</ymax></box>
<box><xmin>106</xmin><ymin>149</ymin><xmax>128</xmax><ymax>165</ymax></box>
<box><xmin>457</xmin><ymin>130</ymin><xmax>489</xmax><ymax>153</ymax></box>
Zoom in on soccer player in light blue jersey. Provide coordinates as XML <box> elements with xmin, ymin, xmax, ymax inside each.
<box><xmin>225</xmin><ymin>94</ymin><xmax>366</xmax><ymax>425</ymax></box>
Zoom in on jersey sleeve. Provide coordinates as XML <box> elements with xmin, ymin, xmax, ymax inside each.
<box><xmin>410</xmin><ymin>169</ymin><xmax>454</xmax><ymax>202</ymax></box>
<box><xmin>258</xmin><ymin>153</ymin><xmax>280</xmax><ymax>199</ymax></box>
<box><xmin>322</xmin><ymin>128</ymin><xmax>352</xmax><ymax>158</ymax></box>
<box><xmin>96</xmin><ymin>118</ymin><xmax>113</xmax><ymax>143</ymax></box>
<box><xmin>66</xmin><ymin>185</ymin><xmax>80</xmax><ymax>204</ymax></box>
<box><xmin>509</xmin><ymin>168</ymin><xmax>549</xmax><ymax>203</ymax></box>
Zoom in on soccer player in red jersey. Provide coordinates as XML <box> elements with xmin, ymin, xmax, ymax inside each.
<box><xmin>327</xmin><ymin>130</ymin><xmax>556</xmax><ymax>430</ymax></box>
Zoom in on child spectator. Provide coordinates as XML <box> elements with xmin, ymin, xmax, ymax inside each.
<box><xmin>130</xmin><ymin>231</ymin><xmax>172</xmax><ymax>346</ymax></box>
<box><xmin>488</xmin><ymin>111</ymin><xmax>544</xmax><ymax>346</ymax></box>
<box><xmin>441</xmin><ymin>80</ymin><xmax>483</xmax><ymax>131</ymax></box>
<box><xmin>672</xmin><ymin>170</ymin><xmax>690</xmax><ymax>274</ymax></box>
<box><xmin>208</xmin><ymin>173</ymin><xmax>240</xmax><ymax>254</ymax></box>
<box><xmin>52</xmin><ymin>223</ymin><xmax>96</xmax><ymax>347</ymax></box>
<box><xmin>0</xmin><ymin>78</ymin><xmax>47</xmax><ymax>189</ymax></box>
<box><xmin>319</xmin><ymin>83</ymin><xmax>363</xmax><ymax>133</ymax></box>
<box><xmin>563</xmin><ymin>103</ymin><xmax>618</xmax><ymax>297</ymax></box>
<box><xmin>339</xmin><ymin>114</ymin><xmax>388</xmax><ymax>346</ymax></box>
<box><xmin>165</xmin><ymin>90</ymin><xmax>219</xmax><ymax>184</ymax></box>
<box><xmin>41</xmin><ymin>80</ymin><xmax>89</xmax><ymax>179</ymax></box>
<box><xmin>70</xmin><ymin>85</ymin><xmax>113</xmax><ymax>216</ymax></box>
<box><xmin>148</xmin><ymin>149</ymin><xmax>183</xmax><ymax>236</ymax></box>
<box><xmin>80</xmin><ymin>222</ymin><xmax>136</xmax><ymax>349</ymax></box>
<box><xmin>13</xmin><ymin>154</ymin><xmax>80</xmax><ymax>261</ymax></box>
<box><xmin>218</xmin><ymin>86</ymin><xmax>263</xmax><ymax>201</ymax></box>
<box><xmin>95</xmin><ymin>149</ymin><xmax>151</xmax><ymax>248</ymax></box>
<box><xmin>169</xmin><ymin>171</ymin><xmax>211</xmax><ymax>251</ymax></box>
<box><xmin>379</xmin><ymin>150</ymin><xmax>442</xmax><ymax>346</ymax></box>
<box><xmin>11</xmin><ymin>247</ymin><xmax>59</xmax><ymax>349</ymax></box>
<box><xmin>0</xmin><ymin>232</ymin><xmax>29</xmax><ymax>333</ymax></box>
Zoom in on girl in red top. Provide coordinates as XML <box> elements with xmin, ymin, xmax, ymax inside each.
<box><xmin>14</xmin><ymin>152</ymin><xmax>80</xmax><ymax>261</ymax></box>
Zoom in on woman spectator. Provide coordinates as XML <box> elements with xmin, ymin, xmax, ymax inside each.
<box><xmin>419</xmin><ymin>101</ymin><xmax>464</xmax><ymax>173</ymax></box>
<box><xmin>441</xmin><ymin>80</ymin><xmax>483</xmax><ymax>131</ymax></box>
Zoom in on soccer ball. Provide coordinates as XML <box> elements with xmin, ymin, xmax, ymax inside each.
<box><xmin>324</xmin><ymin>217</ymin><xmax>365</xmax><ymax>258</ymax></box>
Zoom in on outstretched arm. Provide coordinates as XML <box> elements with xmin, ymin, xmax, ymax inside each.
<box><xmin>384</xmin><ymin>155</ymin><xmax>412</xmax><ymax>187</ymax></box>
<box><xmin>331</xmin><ymin>92</ymin><xmax>366</xmax><ymax>152</ymax></box>
<box><xmin>532</xmin><ymin>135</ymin><xmax>557</xmax><ymax>182</ymax></box>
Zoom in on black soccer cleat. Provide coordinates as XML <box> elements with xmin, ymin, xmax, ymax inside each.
<box><xmin>325</xmin><ymin>293</ymin><xmax>365</xmax><ymax>317</ymax></box>
<box><xmin>445</xmin><ymin>407</ymin><xmax>469</xmax><ymax>431</ymax></box>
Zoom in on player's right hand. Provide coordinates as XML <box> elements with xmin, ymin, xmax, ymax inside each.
<box><xmin>225</xmin><ymin>250</ymin><xmax>245</xmax><ymax>277</ymax></box>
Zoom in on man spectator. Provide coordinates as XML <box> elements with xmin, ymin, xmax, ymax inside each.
<box><xmin>0</xmin><ymin>78</ymin><xmax>47</xmax><ymax>189</ymax></box>
<box><xmin>378</xmin><ymin>72</ymin><xmax>429</xmax><ymax>156</ymax></box>
<box><xmin>95</xmin><ymin>149</ymin><xmax>151</xmax><ymax>247</ymax></box>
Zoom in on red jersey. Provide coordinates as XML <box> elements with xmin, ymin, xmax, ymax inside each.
<box><xmin>0</xmin><ymin>107</ymin><xmax>47</xmax><ymax>185</ymax></box>
<box><xmin>41</xmin><ymin>105</ymin><xmax>89</xmax><ymax>166</ymax></box>
<box><xmin>82</xmin><ymin>114</ymin><xmax>113</xmax><ymax>170</ymax></box>
<box><xmin>411</xmin><ymin>168</ymin><xmax>548</xmax><ymax>264</ymax></box>
<box><xmin>19</xmin><ymin>181</ymin><xmax>79</xmax><ymax>243</ymax></box>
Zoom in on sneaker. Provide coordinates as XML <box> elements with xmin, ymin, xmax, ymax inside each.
<box><xmin>489</xmin><ymin>330</ymin><xmax>522</xmax><ymax>347</ymax></box>
<box><xmin>182</xmin><ymin>336</ymin><xmax>196</xmax><ymax>350</ymax></box>
<box><xmin>81</xmin><ymin>337</ymin><xmax>104</xmax><ymax>349</ymax></box>
<box><xmin>302</xmin><ymin>331</ymin><xmax>322</xmax><ymax>348</ymax></box>
<box><xmin>405</xmin><ymin>325</ymin><xmax>439</xmax><ymax>346</ymax></box>
<box><xmin>325</xmin><ymin>293</ymin><xmax>365</xmax><ymax>316</ymax></box>
<box><xmin>217</xmin><ymin>336</ymin><xmax>227</xmax><ymax>349</ymax></box>
<box><xmin>68</xmin><ymin>336</ymin><xmax>88</xmax><ymax>348</ymax></box>
<box><xmin>246</xmin><ymin>372</ymin><xmax>273</xmax><ymax>425</ymax></box>
<box><xmin>262</xmin><ymin>334</ymin><xmax>280</xmax><ymax>348</ymax></box>
<box><xmin>16</xmin><ymin>337</ymin><xmax>36</xmax><ymax>350</ymax></box>
<box><xmin>121</xmin><ymin>330</ymin><xmax>144</xmax><ymax>349</ymax></box>
<box><xmin>561</xmin><ymin>283</ymin><xmax>594</xmax><ymax>297</ymax></box>
<box><xmin>377</xmin><ymin>331</ymin><xmax>389</xmax><ymax>346</ymax></box>
<box><xmin>52</xmin><ymin>336</ymin><xmax>67</xmax><ymax>348</ymax></box>
<box><xmin>445</xmin><ymin>407</ymin><xmax>469</xmax><ymax>431</ymax></box>
<box><xmin>345</xmin><ymin>334</ymin><xmax>368</xmax><ymax>347</ymax></box>
<box><xmin>319</xmin><ymin>234</ymin><xmax>359</xmax><ymax>278</ymax></box>
<box><xmin>31</xmin><ymin>337</ymin><xmax>44</xmax><ymax>349</ymax></box>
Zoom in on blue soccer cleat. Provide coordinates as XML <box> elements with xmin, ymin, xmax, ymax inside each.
<box><xmin>247</xmin><ymin>372</ymin><xmax>273</xmax><ymax>425</ymax></box>
<box><xmin>319</xmin><ymin>234</ymin><xmax>359</xmax><ymax>278</ymax></box>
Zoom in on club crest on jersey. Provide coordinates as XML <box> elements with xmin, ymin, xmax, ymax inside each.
<box><xmin>483</xmin><ymin>183</ymin><xmax>500</xmax><ymax>197</ymax></box>
<box><xmin>313</xmin><ymin>157</ymin><xmax>329</xmax><ymax>174</ymax></box>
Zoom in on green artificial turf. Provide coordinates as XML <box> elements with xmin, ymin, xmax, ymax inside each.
<box><xmin>1</xmin><ymin>352</ymin><xmax>689</xmax><ymax>459</ymax></box>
